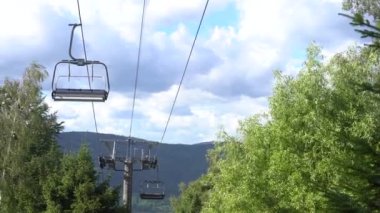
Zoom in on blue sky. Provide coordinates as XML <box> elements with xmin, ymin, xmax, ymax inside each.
<box><xmin>0</xmin><ymin>0</ymin><xmax>363</xmax><ymax>144</ymax></box>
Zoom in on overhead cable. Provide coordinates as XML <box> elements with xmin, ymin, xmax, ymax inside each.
<box><xmin>129</xmin><ymin>0</ymin><xmax>147</xmax><ymax>138</ymax></box>
<box><xmin>160</xmin><ymin>0</ymin><xmax>210</xmax><ymax>143</ymax></box>
<box><xmin>76</xmin><ymin>0</ymin><xmax>99</xmax><ymax>134</ymax></box>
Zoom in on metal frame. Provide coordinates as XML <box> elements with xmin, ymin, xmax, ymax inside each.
<box><xmin>51</xmin><ymin>60</ymin><xmax>110</xmax><ymax>102</ymax></box>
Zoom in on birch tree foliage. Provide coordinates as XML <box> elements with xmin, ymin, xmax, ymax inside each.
<box><xmin>0</xmin><ymin>63</ymin><xmax>62</xmax><ymax>212</ymax></box>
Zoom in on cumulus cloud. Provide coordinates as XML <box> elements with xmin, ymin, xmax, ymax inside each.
<box><xmin>1</xmin><ymin>0</ymin><xmax>366</xmax><ymax>143</ymax></box>
<box><xmin>45</xmin><ymin>87</ymin><xmax>268</xmax><ymax>144</ymax></box>
<box><xmin>185</xmin><ymin>0</ymin><xmax>362</xmax><ymax>98</ymax></box>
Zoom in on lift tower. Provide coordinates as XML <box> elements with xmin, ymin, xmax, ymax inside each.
<box><xmin>98</xmin><ymin>138</ymin><xmax>161</xmax><ymax>212</ymax></box>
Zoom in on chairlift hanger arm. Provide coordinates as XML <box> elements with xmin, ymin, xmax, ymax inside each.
<box><xmin>69</xmin><ymin>23</ymin><xmax>82</xmax><ymax>61</ymax></box>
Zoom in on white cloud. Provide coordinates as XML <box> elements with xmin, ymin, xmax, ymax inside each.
<box><xmin>185</xmin><ymin>0</ymin><xmax>361</xmax><ymax>98</ymax></box>
<box><xmin>2</xmin><ymin>0</ymin><xmax>366</xmax><ymax>144</ymax></box>
<box><xmin>0</xmin><ymin>0</ymin><xmax>45</xmax><ymax>47</ymax></box>
<box><xmin>45</xmin><ymin>87</ymin><xmax>268</xmax><ymax>144</ymax></box>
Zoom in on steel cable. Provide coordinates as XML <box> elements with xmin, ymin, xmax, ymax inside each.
<box><xmin>129</xmin><ymin>0</ymin><xmax>147</xmax><ymax>140</ymax></box>
<box><xmin>76</xmin><ymin>0</ymin><xmax>99</xmax><ymax>134</ymax></box>
<box><xmin>159</xmin><ymin>0</ymin><xmax>210</xmax><ymax>144</ymax></box>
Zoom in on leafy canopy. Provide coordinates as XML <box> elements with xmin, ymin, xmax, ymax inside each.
<box><xmin>172</xmin><ymin>44</ymin><xmax>380</xmax><ymax>212</ymax></box>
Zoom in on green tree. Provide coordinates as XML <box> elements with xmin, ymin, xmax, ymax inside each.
<box><xmin>171</xmin><ymin>175</ymin><xmax>213</xmax><ymax>213</ymax></box>
<box><xmin>341</xmin><ymin>0</ymin><xmax>380</xmax><ymax>48</ymax></box>
<box><xmin>43</xmin><ymin>144</ymin><xmax>119</xmax><ymax>213</ymax></box>
<box><xmin>0</xmin><ymin>63</ymin><xmax>62</xmax><ymax>212</ymax></box>
<box><xmin>0</xmin><ymin>64</ymin><xmax>120</xmax><ymax>212</ymax></box>
<box><xmin>171</xmin><ymin>133</ymin><xmax>227</xmax><ymax>213</ymax></box>
<box><xmin>326</xmin><ymin>46</ymin><xmax>380</xmax><ymax>211</ymax></box>
<box><xmin>343</xmin><ymin>0</ymin><xmax>380</xmax><ymax>19</ymax></box>
<box><xmin>174</xmin><ymin>44</ymin><xmax>380</xmax><ymax>212</ymax></box>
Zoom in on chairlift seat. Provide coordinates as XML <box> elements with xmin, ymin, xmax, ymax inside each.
<box><xmin>140</xmin><ymin>193</ymin><xmax>165</xmax><ymax>200</ymax></box>
<box><xmin>52</xmin><ymin>88</ymin><xmax>108</xmax><ymax>102</ymax></box>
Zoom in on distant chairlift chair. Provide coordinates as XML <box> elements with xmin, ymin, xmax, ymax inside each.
<box><xmin>140</xmin><ymin>180</ymin><xmax>165</xmax><ymax>200</ymax></box>
<box><xmin>51</xmin><ymin>23</ymin><xmax>110</xmax><ymax>102</ymax></box>
<box><xmin>141</xmin><ymin>155</ymin><xmax>157</xmax><ymax>170</ymax></box>
<box><xmin>140</xmin><ymin>147</ymin><xmax>158</xmax><ymax>170</ymax></box>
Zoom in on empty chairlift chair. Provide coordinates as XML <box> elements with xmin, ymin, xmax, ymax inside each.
<box><xmin>140</xmin><ymin>180</ymin><xmax>165</xmax><ymax>200</ymax></box>
<box><xmin>51</xmin><ymin>23</ymin><xmax>110</xmax><ymax>102</ymax></box>
<box><xmin>140</xmin><ymin>147</ymin><xmax>158</xmax><ymax>170</ymax></box>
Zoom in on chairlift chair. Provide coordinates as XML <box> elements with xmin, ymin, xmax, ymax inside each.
<box><xmin>51</xmin><ymin>23</ymin><xmax>110</xmax><ymax>102</ymax></box>
<box><xmin>140</xmin><ymin>147</ymin><xmax>158</xmax><ymax>170</ymax></box>
<box><xmin>98</xmin><ymin>156</ymin><xmax>115</xmax><ymax>170</ymax></box>
<box><xmin>140</xmin><ymin>180</ymin><xmax>165</xmax><ymax>200</ymax></box>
